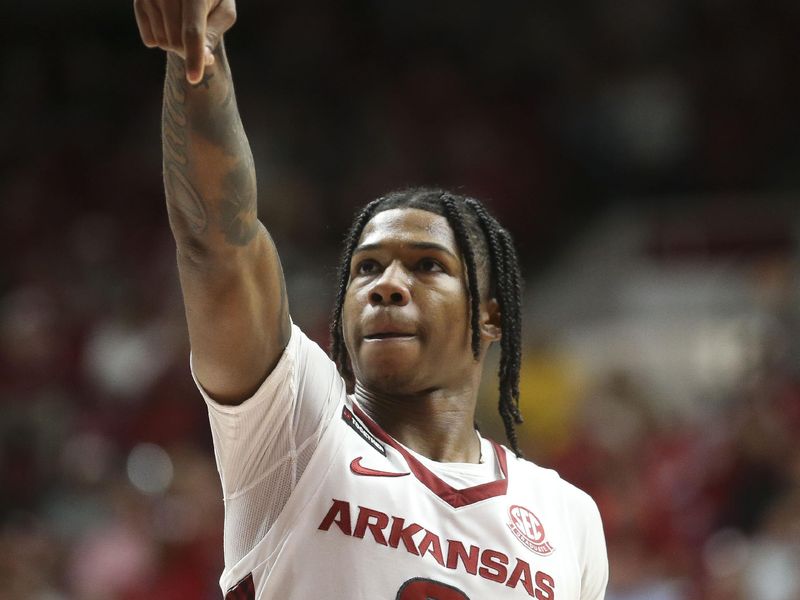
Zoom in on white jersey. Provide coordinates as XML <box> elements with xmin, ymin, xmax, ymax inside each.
<box><xmin>197</xmin><ymin>325</ymin><xmax>608</xmax><ymax>599</ymax></box>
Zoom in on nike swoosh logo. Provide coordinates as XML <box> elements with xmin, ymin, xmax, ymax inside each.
<box><xmin>350</xmin><ymin>457</ymin><xmax>410</xmax><ymax>478</ymax></box>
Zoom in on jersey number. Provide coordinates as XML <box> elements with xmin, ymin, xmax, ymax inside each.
<box><xmin>396</xmin><ymin>577</ymin><xmax>470</xmax><ymax>600</ymax></box>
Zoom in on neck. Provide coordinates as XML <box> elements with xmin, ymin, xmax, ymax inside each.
<box><xmin>353</xmin><ymin>381</ymin><xmax>481</xmax><ymax>463</ymax></box>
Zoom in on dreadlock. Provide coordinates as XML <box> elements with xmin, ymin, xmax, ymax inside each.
<box><xmin>329</xmin><ymin>187</ymin><xmax>525</xmax><ymax>457</ymax></box>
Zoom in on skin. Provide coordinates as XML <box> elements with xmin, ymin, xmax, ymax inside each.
<box><xmin>135</xmin><ymin>0</ymin><xmax>290</xmax><ymax>406</ymax></box>
<box><xmin>134</xmin><ymin>0</ymin><xmax>499</xmax><ymax>463</ymax></box>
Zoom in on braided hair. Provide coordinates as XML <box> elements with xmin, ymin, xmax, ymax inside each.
<box><xmin>329</xmin><ymin>187</ymin><xmax>525</xmax><ymax>457</ymax></box>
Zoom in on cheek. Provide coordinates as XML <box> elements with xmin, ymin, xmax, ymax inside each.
<box><xmin>424</xmin><ymin>289</ymin><xmax>471</xmax><ymax>343</ymax></box>
<box><xmin>341</xmin><ymin>291</ymin><xmax>360</xmax><ymax>351</ymax></box>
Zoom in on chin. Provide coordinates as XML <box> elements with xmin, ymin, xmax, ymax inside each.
<box><xmin>365</xmin><ymin>375</ymin><xmax>420</xmax><ymax>396</ymax></box>
<box><xmin>353</xmin><ymin>359</ymin><xmax>423</xmax><ymax>396</ymax></box>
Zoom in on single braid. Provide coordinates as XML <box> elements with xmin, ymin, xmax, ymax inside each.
<box><xmin>439</xmin><ymin>193</ymin><xmax>482</xmax><ymax>359</ymax></box>
<box><xmin>464</xmin><ymin>198</ymin><xmax>524</xmax><ymax>456</ymax></box>
<box><xmin>329</xmin><ymin>197</ymin><xmax>384</xmax><ymax>386</ymax></box>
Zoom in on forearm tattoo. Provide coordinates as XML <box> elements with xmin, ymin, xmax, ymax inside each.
<box><xmin>162</xmin><ymin>46</ymin><xmax>258</xmax><ymax>247</ymax></box>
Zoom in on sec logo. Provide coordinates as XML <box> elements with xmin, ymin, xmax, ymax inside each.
<box><xmin>507</xmin><ymin>505</ymin><xmax>555</xmax><ymax>556</ymax></box>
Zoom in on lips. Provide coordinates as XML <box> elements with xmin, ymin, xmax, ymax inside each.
<box><xmin>362</xmin><ymin>318</ymin><xmax>416</xmax><ymax>341</ymax></box>
<box><xmin>364</xmin><ymin>332</ymin><xmax>415</xmax><ymax>340</ymax></box>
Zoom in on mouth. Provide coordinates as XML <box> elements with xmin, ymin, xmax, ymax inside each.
<box><xmin>364</xmin><ymin>332</ymin><xmax>416</xmax><ymax>341</ymax></box>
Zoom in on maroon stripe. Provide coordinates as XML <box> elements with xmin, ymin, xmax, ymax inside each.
<box><xmin>226</xmin><ymin>573</ymin><xmax>255</xmax><ymax>600</ymax></box>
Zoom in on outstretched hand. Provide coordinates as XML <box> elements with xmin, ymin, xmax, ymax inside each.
<box><xmin>134</xmin><ymin>0</ymin><xmax>236</xmax><ymax>84</ymax></box>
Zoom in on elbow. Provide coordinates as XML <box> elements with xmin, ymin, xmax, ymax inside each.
<box><xmin>166</xmin><ymin>201</ymin><xmax>215</xmax><ymax>264</ymax></box>
<box><xmin>175</xmin><ymin>233</ymin><xmax>214</xmax><ymax>267</ymax></box>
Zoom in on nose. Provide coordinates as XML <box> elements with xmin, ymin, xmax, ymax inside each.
<box><xmin>368</xmin><ymin>262</ymin><xmax>411</xmax><ymax>307</ymax></box>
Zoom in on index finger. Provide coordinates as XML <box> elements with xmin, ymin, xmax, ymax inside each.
<box><xmin>182</xmin><ymin>0</ymin><xmax>208</xmax><ymax>84</ymax></box>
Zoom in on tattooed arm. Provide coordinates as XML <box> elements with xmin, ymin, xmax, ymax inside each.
<box><xmin>135</xmin><ymin>0</ymin><xmax>290</xmax><ymax>404</ymax></box>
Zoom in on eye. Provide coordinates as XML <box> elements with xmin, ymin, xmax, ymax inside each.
<box><xmin>355</xmin><ymin>259</ymin><xmax>380</xmax><ymax>275</ymax></box>
<box><xmin>418</xmin><ymin>258</ymin><xmax>445</xmax><ymax>273</ymax></box>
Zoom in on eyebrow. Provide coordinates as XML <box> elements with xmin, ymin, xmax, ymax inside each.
<box><xmin>353</xmin><ymin>241</ymin><xmax>459</xmax><ymax>261</ymax></box>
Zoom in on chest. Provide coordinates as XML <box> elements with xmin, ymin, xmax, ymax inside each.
<box><xmin>277</xmin><ymin>408</ymin><xmax>583</xmax><ymax>599</ymax></box>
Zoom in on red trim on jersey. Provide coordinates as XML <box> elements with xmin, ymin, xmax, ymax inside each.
<box><xmin>352</xmin><ymin>403</ymin><xmax>509</xmax><ymax>508</ymax></box>
<box><xmin>225</xmin><ymin>573</ymin><xmax>254</xmax><ymax>600</ymax></box>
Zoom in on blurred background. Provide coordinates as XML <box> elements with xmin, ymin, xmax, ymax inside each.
<box><xmin>2</xmin><ymin>0</ymin><xmax>800</xmax><ymax>598</ymax></box>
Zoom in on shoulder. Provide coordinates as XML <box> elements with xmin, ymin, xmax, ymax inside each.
<box><xmin>280</xmin><ymin>322</ymin><xmax>338</xmax><ymax>383</ymax></box>
<box><xmin>510</xmin><ymin>452</ymin><xmax>606</xmax><ymax>569</ymax></box>
<box><xmin>508</xmin><ymin>451</ymin><xmax>601</xmax><ymax>521</ymax></box>
<box><xmin>200</xmin><ymin>322</ymin><xmax>338</xmax><ymax>412</ymax></box>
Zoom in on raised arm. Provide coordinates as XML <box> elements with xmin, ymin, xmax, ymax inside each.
<box><xmin>134</xmin><ymin>0</ymin><xmax>290</xmax><ymax>404</ymax></box>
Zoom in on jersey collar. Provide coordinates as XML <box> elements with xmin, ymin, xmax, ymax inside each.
<box><xmin>352</xmin><ymin>402</ymin><xmax>509</xmax><ymax>508</ymax></box>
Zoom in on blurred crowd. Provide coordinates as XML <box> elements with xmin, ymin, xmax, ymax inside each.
<box><xmin>2</xmin><ymin>0</ymin><xmax>800</xmax><ymax>597</ymax></box>
<box><xmin>548</xmin><ymin>360</ymin><xmax>800</xmax><ymax>599</ymax></box>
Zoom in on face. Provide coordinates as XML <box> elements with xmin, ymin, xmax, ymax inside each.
<box><xmin>342</xmin><ymin>208</ymin><xmax>497</xmax><ymax>395</ymax></box>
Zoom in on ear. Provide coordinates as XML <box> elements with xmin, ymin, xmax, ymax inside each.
<box><xmin>479</xmin><ymin>298</ymin><xmax>502</xmax><ymax>342</ymax></box>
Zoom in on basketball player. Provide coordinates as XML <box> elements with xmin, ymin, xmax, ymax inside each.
<box><xmin>134</xmin><ymin>0</ymin><xmax>608</xmax><ymax>598</ymax></box>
